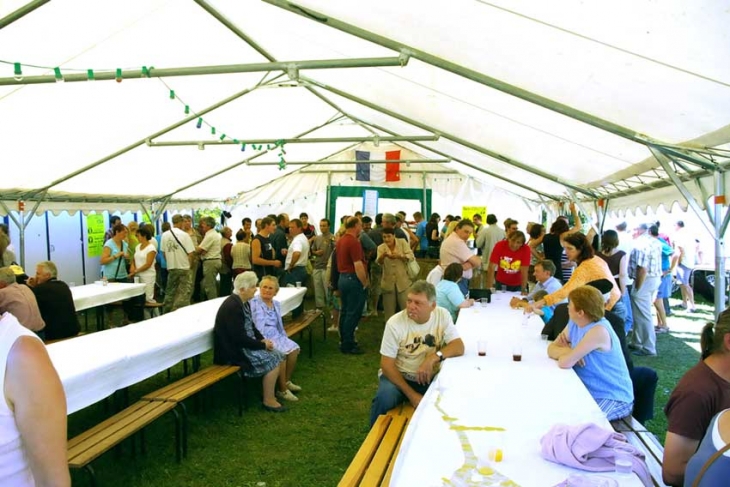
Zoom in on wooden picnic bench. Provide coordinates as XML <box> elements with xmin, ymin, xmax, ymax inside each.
<box><xmin>67</xmin><ymin>400</ymin><xmax>181</xmax><ymax>487</ymax></box>
<box><xmin>283</xmin><ymin>308</ymin><xmax>322</xmax><ymax>358</ymax></box>
<box><xmin>612</xmin><ymin>415</ymin><xmax>669</xmax><ymax>487</ymax></box>
<box><xmin>338</xmin><ymin>404</ymin><xmax>414</xmax><ymax>487</ymax></box>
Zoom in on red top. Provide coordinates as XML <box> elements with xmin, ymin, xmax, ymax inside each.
<box><xmin>490</xmin><ymin>240</ymin><xmax>531</xmax><ymax>287</ymax></box>
<box><xmin>336</xmin><ymin>233</ymin><xmax>364</xmax><ymax>273</ymax></box>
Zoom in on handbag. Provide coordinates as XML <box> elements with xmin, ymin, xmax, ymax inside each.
<box><xmin>407</xmin><ymin>259</ymin><xmax>420</xmax><ymax>280</ymax></box>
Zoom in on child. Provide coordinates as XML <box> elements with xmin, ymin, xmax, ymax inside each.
<box><xmin>530</xmin><ymin>290</ymin><xmax>554</xmax><ymax>324</ymax></box>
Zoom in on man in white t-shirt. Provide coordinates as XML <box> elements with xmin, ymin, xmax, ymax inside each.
<box><xmin>282</xmin><ymin>218</ymin><xmax>310</xmax><ymax>289</ymax></box>
<box><xmin>369</xmin><ymin>281</ymin><xmax>464</xmax><ymax>426</ymax></box>
<box><xmin>439</xmin><ymin>219</ymin><xmax>481</xmax><ymax>297</ymax></box>
<box><xmin>674</xmin><ymin>220</ymin><xmax>696</xmax><ymax>312</ymax></box>
<box><xmin>161</xmin><ymin>214</ymin><xmax>194</xmax><ymax>313</ymax></box>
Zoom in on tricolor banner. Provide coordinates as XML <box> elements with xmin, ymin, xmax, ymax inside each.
<box><xmin>355</xmin><ymin>150</ymin><xmax>401</xmax><ymax>182</ymax></box>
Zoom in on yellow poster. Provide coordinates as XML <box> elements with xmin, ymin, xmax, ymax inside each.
<box><xmin>87</xmin><ymin>214</ymin><xmax>106</xmax><ymax>257</ymax></box>
<box><xmin>462</xmin><ymin>206</ymin><xmax>486</xmax><ymax>240</ymax></box>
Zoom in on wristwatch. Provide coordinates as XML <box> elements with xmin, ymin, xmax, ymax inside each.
<box><xmin>436</xmin><ymin>350</ymin><xmax>445</xmax><ymax>362</ymax></box>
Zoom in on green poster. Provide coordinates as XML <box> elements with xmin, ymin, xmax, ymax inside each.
<box><xmin>87</xmin><ymin>214</ymin><xmax>105</xmax><ymax>257</ymax></box>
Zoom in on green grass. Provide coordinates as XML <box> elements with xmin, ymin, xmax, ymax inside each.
<box><xmin>67</xmin><ymin>294</ymin><xmax>711</xmax><ymax>486</ymax></box>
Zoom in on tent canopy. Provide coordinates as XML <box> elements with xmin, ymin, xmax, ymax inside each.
<box><xmin>1</xmin><ymin>0</ymin><xmax>729</xmax><ymax>215</ymax></box>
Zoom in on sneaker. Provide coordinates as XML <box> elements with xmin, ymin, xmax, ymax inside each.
<box><xmin>689</xmin><ymin>308</ymin><xmax>701</xmax><ymax>313</ymax></box>
<box><xmin>342</xmin><ymin>347</ymin><xmax>365</xmax><ymax>355</ymax></box>
<box><xmin>655</xmin><ymin>326</ymin><xmax>670</xmax><ymax>334</ymax></box>
<box><xmin>286</xmin><ymin>381</ymin><xmax>302</xmax><ymax>392</ymax></box>
<box><xmin>327</xmin><ymin>325</ymin><xmax>339</xmax><ymax>332</ymax></box>
<box><xmin>276</xmin><ymin>389</ymin><xmax>299</xmax><ymax>402</ymax></box>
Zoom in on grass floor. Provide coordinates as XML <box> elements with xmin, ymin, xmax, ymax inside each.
<box><xmin>67</xmin><ymin>294</ymin><xmax>711</xmax><ymax>486</ymax></box>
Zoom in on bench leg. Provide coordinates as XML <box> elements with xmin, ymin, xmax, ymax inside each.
<box><xmin>322</xmin><ymin>312</ymin><xmax>327</xmax><ymax>341</ymax></box>
<box><xmin>308</xmin><ymin>326</ymin><xmax>313</xmax><ymax>359</ymax></box>
<box><xmin>178</xmin><ymin>402</ymin><xmax>189</xmax><ymax>459</ymax></box>
<box><xmin>84</xmin><ymin>464</ymin><xmax>98</xmax><ymax>487</ymax></box>
<box><xmin>172</xmin><ymin>407</ymin><xmax>182</xmax><ymax>463</ymax></box>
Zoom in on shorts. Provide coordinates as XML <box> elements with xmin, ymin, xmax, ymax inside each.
<box><xmin>657</xmin><ymin>273</ymin><xmax>673</xmax><ymax>299</ymax></box>
<box><xmin>676</xmin><ymin>264</ymin><xmax>693</xmax><ymax>286</ymax></box>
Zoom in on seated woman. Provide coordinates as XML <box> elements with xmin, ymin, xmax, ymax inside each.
<box><xmin>684</xmin><ymin>408</ymin><xmax>730</xmax><ymax>486</ymax></box>
<box><xmin>250</xmin><ymin>275</ymin><xmax>302</xmax><ymax>402</ymax></box>
<box><xmin>213</xmin><ymin>272</ymin><xmax>287</xmax><ymax>412</ymax></box>
<box><xmin>436</xmin><ymin>263</ymin><xmax>474</xmax><ymax>322</ymax></box>
<box><xmin>547</xmin><ymin>286</ymin><xmax>633</xmax><ymax>420</ymax></box>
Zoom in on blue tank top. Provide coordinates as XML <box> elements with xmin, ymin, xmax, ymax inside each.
<box><xmin>102</xmin><ymin>239</ymin><xmax>129</xmax><ymax>279</ymax></box>
<box><xmin>568</xmin><ymin>318</ymin><xmax>633</xmax><ymax>404</ymax></box>
<box><xmin>684</xmin><ymin>410</ymin><xmax>730</xmax><ymax>487</ymax></box>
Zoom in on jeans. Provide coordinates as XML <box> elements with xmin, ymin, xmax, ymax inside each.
<box><xmin>621</xmin><ymin>288</ymin><xmax>634</xmax><ymax>335</ymax></box>
<box><xmin>610</xmin><ymin>298</ymin><xmax>627</xmax><ymax>324</ymax></box>
<box><xmin>369</xmin><ymin>374</ymin><xmax>431</xmax><ymax>426</ymax></box>
<box><xmin>338</xmin><ymin>273</ymin><xmax>366</xmax><ymax>352</ymax></box>
<box><xmin>458</xmin><ymin>278</ymin><xmax>469</xmax><ymax>297</ymax></box>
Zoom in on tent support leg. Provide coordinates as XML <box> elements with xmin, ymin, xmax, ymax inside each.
<box><xmin>713</xmin><ymin>171</ymin><xmax>727</xmax><ymax>316</ymax></box>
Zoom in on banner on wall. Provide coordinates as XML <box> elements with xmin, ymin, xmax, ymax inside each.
<box><xmin>86</xmin><ymin>214</ymin><xmax>105</xmax><ymax>257</ymax></box>
<box><xmin>362</xmin><ymin>189</ymin><xmax>379</xmax><ymax>217</ymax></box>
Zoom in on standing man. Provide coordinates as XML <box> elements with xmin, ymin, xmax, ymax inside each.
<box><xmin>300</xmin><ymin>212</ymin><xmax>317</xmax><ymax>242</ymax></box>
<box><xmin>196</xmin><ymin>217</ymin><xmax>222</xmax><ymax>301</ymax></box>
<box><xmin>475</xmin><ymin>214</ymin><xmax>505</xmax><ymax>267</ymax></box>
<box><xmin>414</xmin><ymin>212</ymin><xmax>428</xmax><ymax>258</ymax></box>
<box><xmin>440</xmin><ymin>219</ymin><xmax>482</xmax><ymax>296</ymax></box>
<box><xmin>282</xmin><ymin>219</ymin><xmax>310</xmax><ymax>288</ymax></box>
<box><xmin>251</xmin><ymin>217</ymin><xmax>282</xmax><ymax>280</ymax></box>
<box><xmin>182</xmin><ymin>215</ymin><xmax>203</xmax><ymax>303</ymax></box>
<box><xmin>628</xmin><ymin>223</ymin><xmax>663</xmax><ymax>357</ymax></box>
<box><xmin>311</xmin><ymin>218</ymin><xmax>334</xmax><ymax>311</ymax></box>
<box><xmin>369</xmin><ymin>281</ymin><xmax>464</xmax><ymax>425</ymax></box>
<box><xmin>615</xmin><ymin>221</ymin><xmax>635</xmax><ymax>332</ymax></box>
<box><xmin>472</xmin><ymin>213</ymin><xmax>483</xmax><ymax>237</ymax></box>
<box><xmin>674</xmin><ymin>220</ymin><xmax>697</xmax><ymax>313</ymax></box>
<box><xmin>271</xmin><ymin>213</ymin><xmax>290</xmax><ymax>270</ymax></box>
<box><xmin>336</xmin><ymin>217</ymin><xmax>369</xmax><ymax>355</ymax></box>
<box><xmin>161</xmin><ymin>215</ymin><xmax>194</xmax><ymax>312</ymax></box>
<box><xmin>219</xmin><ymin>226</ymin><xmax>234</xmax><ymax>297</ymax></box>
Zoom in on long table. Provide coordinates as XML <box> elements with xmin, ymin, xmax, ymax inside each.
<box><xmin>389</xmin><ymin>291</ymin><xmax>642</xmax><ymax>487</ymax></box>
<box><xmin>49</xmin><ymin>287</ymin><xmax>306</xmax><ymax>414</ymax></box>
<box><xmin>71</xmin><ymin>282</ymin><xmax>146</xmax><ymax>312</ymax></box>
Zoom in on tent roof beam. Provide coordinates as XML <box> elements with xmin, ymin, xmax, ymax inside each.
<box><xmin>147</xmin><ymin>135</ymin><xmax>439</xmax><ymax>147</ymax></box>
<box><xmin>0</xmin><ymin>0</ymin><xmax>50</xmax><ymax>30</ymax></box>
<box><xmin>0</xmin><ymin>57</ymin><xmax>407</xmax><ymax>86</ymax></box>
<box><xmin>247</xmin><ymin>159</ymin><xmax>450</xmax><ymax>166</ymax></box>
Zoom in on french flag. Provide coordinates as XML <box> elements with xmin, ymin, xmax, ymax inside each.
<box><xmin>355</xmin><ymin>150</ymin><xmax>401</xmax><ymax>182</ymax></box>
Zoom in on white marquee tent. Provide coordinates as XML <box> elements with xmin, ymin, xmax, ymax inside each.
<box><xmin>1</xmin><ymin>0</ymin><xmax>729</xmax><ymax>305</ymax></box>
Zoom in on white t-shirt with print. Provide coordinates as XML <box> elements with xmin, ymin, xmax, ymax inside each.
<box><xmin>380</xmin><ymin>307</ymin><xmax>460</xmax><ymax>381</ymax></box>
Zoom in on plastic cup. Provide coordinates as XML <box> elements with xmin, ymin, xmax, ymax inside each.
<box><xmin>614</xmin><ymin>448</ymin><xmax>633</xmax><ymax>475</ymax></box>
<box><xmin>512</xmin><ymin>343</ymin><xmax>522</xmax><ymax>362</ymax></box>
<box><xmin>541</xmin><ymin>334</ymin><xmax>549</xmax><ymax>342</ymax></box>
<box><xmin>134</xmin><ymin>277</ymin><xmax>140</xmax><ymax>284</ymax></box>
<box><xmin>477</xmin><ymin>340</ymin><xmax>487</xmax><ymax>357</ymax></box>
<box><xmin>68</xmin><ymin>282</ymin><xmax>76</xmax><ymax>288</ymax></box>
<box><xmin>480</xmin><ymin>297</ymin><xmax>488</xmax><ymax>307</ymax></box>
<box><xmin>295</xmin><ymin>281</ymin><xmax>302</xmax><ymax>288</ymax></box>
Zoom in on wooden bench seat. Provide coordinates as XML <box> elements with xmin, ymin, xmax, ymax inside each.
<box><xmin>68</xmin><ymin>400</ymin><xmax>180</xmax><ymax>486</ymax></box>
<box><xmin>611</xmin><ymin>416</ymin><xmax>668</xmax><ymax>487</ymax></box>
<box><xmin>284</xmin><ymin>309</ymin><xmax>322</xmax><ymax>358</ymax></box>
<box><xmin>339</xmin><ymin>414</ymin><xmax>410</xmax><ymax>487</ymax></box>
<box><xmin>142</xmin><ymin>364</ymin><xmax>243</xmax><ymax>458</ymax></box>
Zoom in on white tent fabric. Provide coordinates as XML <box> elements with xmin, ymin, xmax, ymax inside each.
<box><xmin>1</xmin><ymin>0</ymin><xmax>728</xmax><ymax>214</ymax></box>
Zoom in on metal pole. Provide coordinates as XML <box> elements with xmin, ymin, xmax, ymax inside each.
<box><xmin>301</xmin><ymin>170</ymin><xmax>457</xmax><ymax>175</ymax></box>
<box><xmin>0</xmin><ymin>57</ymin><xmax>406</xmax><ymax>86</ymax></box>
<box><xmin>147</xmin><ymin>134</ymin><xmax>439</xmax><ymax>147</ymax></box>
<box><xmin>24</xmin><ymin>85</ymin><xmax>259</xmax><ymax>198</ymax></box>
<box><xmin>247</xmin><ymin>158</ymin><xmax>449</xmax><ymax>166</ymax></box>
<box><xmin>0</xmin><ymin>0</ymin><xmax>50</xmax><ymax>30</ymax></box>
<box><xmin>304</xmin><ymin>78</ymin><xmax>595</xmax><ymax>198</ymax></box>
<box><xmin>422</xmin><ymin>172</ymin><xmax>427</xmax><ymax>216</ymax></box>
<box><xmin>714</xmin><ymin>171</ymin><xmax>726</xmax><ymax>316</ymax></box>
<box><xmin>326</xmin><ymin>171</ymin><xmax>332</xmax><ymax>223</ymax></box>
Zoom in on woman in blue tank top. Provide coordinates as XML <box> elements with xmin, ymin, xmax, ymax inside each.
<box><xmin>548</xmin><ymin>286</ymin><xmax>634</xmax><ymax>420</ymax></box>
<box><xmin>684</xmin><ymin>408</ymin><xmax>730</xmax><ymax>486</ymax></box>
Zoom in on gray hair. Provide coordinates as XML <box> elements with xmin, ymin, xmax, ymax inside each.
<box><xmin>259</xmin><ymin>275</ymin><xmax>280</xmax><ymax>292</ymax></box>
<box><xmin>408</xmin><ymin>280</ymin><xmax>437</xmax><ymax>304</ymax></box>
<box><xmin>201</xmin><ymin>216</ymin><xmax>216</xmax><ymax>229</ymax></box>
<box><xmin>0</xmin><ymin>267</ymin><xmax>16</xmax><ymax>285</ymax></box>
<box><xmin>37</xmin><ymin>261</ymin><xmax>58</xmax><ymax>278</ymax></box>
<box><xmin>233</xmin><ymin>271</ymin><xmax>258</xmax><ymax>293</ymax></box>
<box><xmin>382</xmin><ymin>213</ymin><xmax>396</xmax><ymax>224</ymax></box>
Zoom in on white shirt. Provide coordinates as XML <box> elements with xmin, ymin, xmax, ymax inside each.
<box><xmin>675</xmin><ymin>228</ymin><xmax>694</xmax><ymax>268</ymax></box>
<box><xmin>199</xmin><ymin>228</ymin><xmax>222</xmax><ymax>260</ymax></box>
<box><xmin>161</xmin><ymin>228</ymin><xmax>194</xmax><ymax>270</ymax></box>
<box><xmin>285</xmin><ymin>233</ymin><xmax>310</xmax><ymax>268</ymax></box>
<box><xmin>380</xmin><ymin>307</ymin><xmax>460</xmax><ymax>381</ymax></box>
<box><xmin>133</xmin><ymin>243</ymin><xmax>157</xmax><ymax>278</ymax></box>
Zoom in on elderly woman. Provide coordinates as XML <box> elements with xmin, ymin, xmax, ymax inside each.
<box><xmin>548</xmin><ymin>286</ymin><xmax>634</xmax><ymax>420</ymax></box>
<box><xmin>530</xmin><ymin>232</ymin><xmax>625</xmax><ymax>320</ymax></box>
<box><xmin>213</xmin><ymin>272</ymin><xmax>287</xmax><ymax>412</ymax></box>
<box><xmin>436</xmin><ymin>263</ymin><xmax>474</xmax><ymax>321</ymax></box>
<box><xmin>377</xmin><ymin>227</ymin><xmax>415</xmax><ymax>322</ymax></box>
<box><xmin>0</xmin><ymin>312</ymin><xmax>70</xmax><ymax>485</ymax></box>
<box><xmin>130</xmin><ymin>226</ymin><xmax>157</xmax><ymax>302</ymax></box>
<box><xmin>486</xmin><ymin>230</ymin><xmax>532</xmax><ymax>294</ymax></box>
<box><xmin>250</xmin><ymin>276</ymin><xmax>302</xmax><ymax>402</ymax></box>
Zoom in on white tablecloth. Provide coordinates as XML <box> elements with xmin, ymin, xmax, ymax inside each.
<box><xmin>389</xmin><ymin>291</ymin><xmax>642</xmax><ymax>487</ymax></box>
<box><xmin>49</xmin><ymin>287</ymin><xmax>306</xmax><ymax>414</ymax></box>
<box><xmin>71</xmin><ymin>282</ymin><xmax>146</xmax><ymax>311</ymax></box>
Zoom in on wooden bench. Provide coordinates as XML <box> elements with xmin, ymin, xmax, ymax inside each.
<box><xmin>68</xmin><ymin>400</ymin><xmax>180</xmax><ymax>487</ymax></box>
<box><xmin>611</xmin><ymin>416</ymin><xmax>669</xmax><ymax>487</ymax></box>
<box><xmin>339</xmin><ymin>414</ymin><xmax>411</xmax><ymax>487</ymax></box>
<box><xmin>284</xmin><ymin>309</ymin><xmax>322</xmax><ymax>358</ymax></box>
<box><xmin>142</xmin><ymin>365</ymin><xmax>243</xmax><ymax>458</ymax></box>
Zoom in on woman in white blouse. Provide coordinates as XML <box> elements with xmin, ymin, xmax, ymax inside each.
<box><xmin>130</xmin><ymin>226</ymin><xmax>158</xmax><ymax>302</ymax></box>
